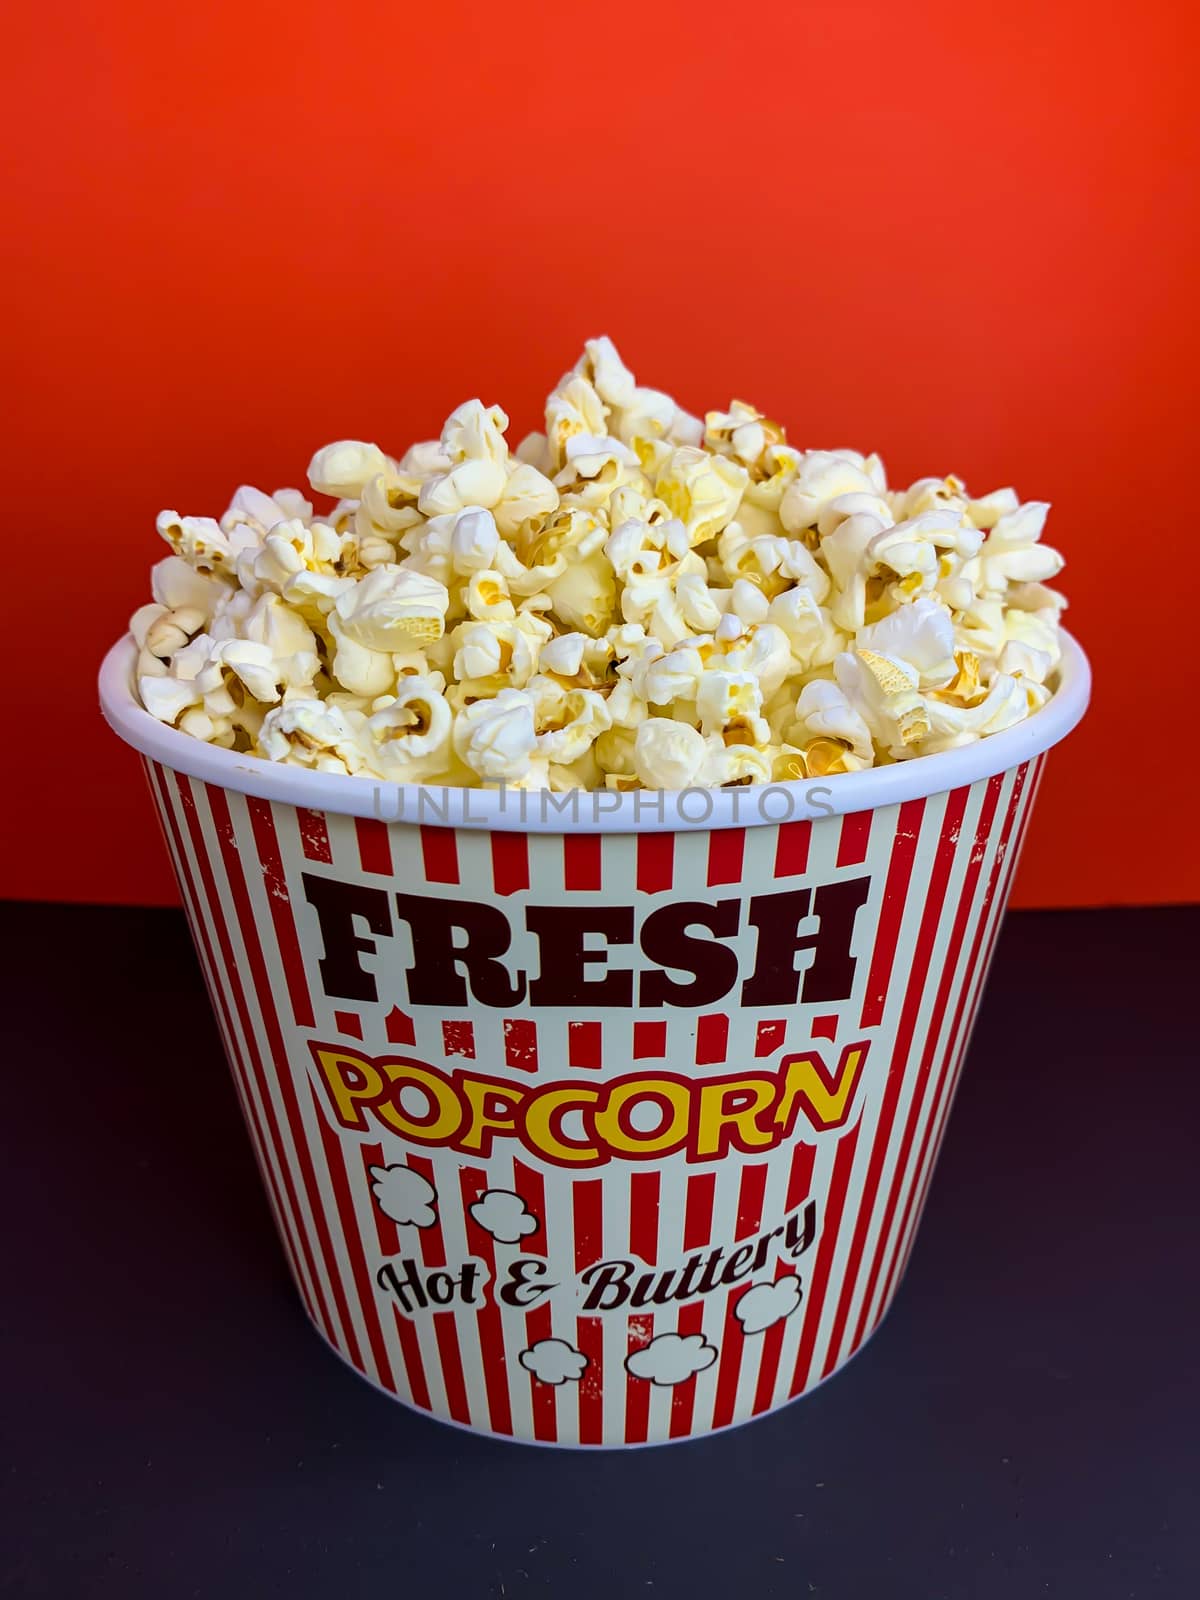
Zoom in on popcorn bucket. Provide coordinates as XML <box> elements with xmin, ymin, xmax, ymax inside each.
<box><xmin>100</xmin><ymin>631</ymin><xmax>1088</xmax><ymax>1447</ymax></box>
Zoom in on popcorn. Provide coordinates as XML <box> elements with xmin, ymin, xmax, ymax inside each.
<box><xmin>792</xmin><ymin>680</ymin><xmax>875</xmax><ymax>774</ymax></box>
<box><xmin>780</xmin><ymin>450</ymin><xmax>887</xmax><ymax>535</ymax></box>
<box><xmin>539</xmin><ymin>632</ymin><xmax>587</xmax><ymax>679</ymax></box>
<box><xmin>704</xmin><ymin>400</ymin><xmax>787</xmax><ymax>477</ymax></box>
<box><xmin>528</xmin><ymin>678</ymin><xmax>613</xmax><ymax>765</ymax></box>
<box><xmin>576</xmin><ymin>335</ymin><xmax>637</xmax><ymax>408</ymax></box>
<box><xmin>308</xmin><ymin>440</ymin><xmax>392</xmax><ymax>498</ymax></box>
<box><xmin>453</xmin><ymin>689</ymin><xmax>539</xmax><ymax>783</ymax></box>
<box><xmin>259</xmin><ymin>699</ymin><xmax>366</xmax><ymax>774</ymax></box>
<box><xmin>463</xmin><ymin>569</ymin><xmax>516</xmax><ymax>623</ymax></box>
<box><xmin>239</xmin><ymin>517</ymin><xmax>356</xmax><ymax>622</ymax></box>
<box><xmin>228</xmin><ymin>593</ymin><xmax>320</xmax><ymax>690</ymax></box>
<box><xmin>967</xmin><ymin>501</ymin><xmax>1064</xmax><ymax>597</ymax></box>
<box><xmin>450</xmin><ymin>618</ymin><xmax>539</xmax><ymax>691</ymax></box>
<box><xmin>360</xmin><ymin>678</ymin><xmax>454</xmax><ymax>782</ymax></box>
<box><xmin>655</xmin><ymin>447</ymin><xmax>748</xmax><ymax>546</ymax></box>
<box><xmin>333</xmin><ymin>566</ymin><xmax>450</xmax><ymax>650</ymax></box>
<box><xmin>855</xmin><ymin>597</ymin><xmax>957</xmax><ymax>689</ymax></box>
<box><xmin>157</xmin><ymin>510</ymin><xmax>255</xmax><ymax>580</ymax></box>
<box><xmin>132</xmin><ymin>336</ymin><xmax>1067</xmax><ymax>784</ymax></box>
<box><xmin>633</xmin><ymin>718</ymin><xmax>707</xmax><ymax>789</ymax></box>
<box><xmin>546</xmin><ymin>375</ymin><xmax>610</xmax><ymax>469</ymax></box>
<box><xmin>494</xmin><ymin>462</ymin><xmax>560</xmax><ymax>536</ymax></box>
<box><xmin>698</xmin><ymin>739</ymin><xmax>774</xmax><ymax>787</ymax></box>
<box><xmin>835</xmin><ymin>648</ymin><xmax>931</xmax><ymax>750</ymax></box>
<box><xmin>327</xmin><ymin>611</ymin><xmax>398</xmax><ymax>697</ymax></box>
<box><xmin>150</xmin><ymin>555</ymin><xmax>224</xmax><ymax>616</ymax></box>
<box><xmin>769</xmin><ymin>588</ymin><xmax>846</xmax><ymax>674</ymax></box>
<box><xmin>696</xmin><ymin>669</ymin><xmax>768</xmax><ymax>744</ymax></box>
<box><xmin>221</xmin><ymin>484</ymin><xmax>311</xmax><ymax>537</ymax></box>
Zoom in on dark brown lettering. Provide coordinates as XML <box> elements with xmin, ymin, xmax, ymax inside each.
<box><xmin>741</xmin><ymin>879</ymin><xmax>870</xmax><ymax>1006</ymax></box>
<box><xmin>302</xmin><ymin>873</ymin><xmax>391</xmax><ymax>1002</ymax></box>
<box><xmin>525</xmin><ymin>905</ymin><xmax>634</xmax><ymax>1006</ymax></box>
<box><xmin>394</xmin><ymin>892</ymin><xmax>525</xmax><ymax>1007</ymax></box>
<box><xmin>638</xmin><ymin>899</ymin><xmax>740</xmax><ymax>1008</ymax></box>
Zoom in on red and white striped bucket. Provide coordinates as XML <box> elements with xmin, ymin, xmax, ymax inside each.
<box><xmin>100</xmin><ymin>633</ymin><xmax>1088</xmax><ymax>1447</ymax></box>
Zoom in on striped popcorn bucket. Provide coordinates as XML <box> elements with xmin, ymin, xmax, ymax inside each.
<box><xmin>100</xmin><ymin>633</ymin><xmax>1088</xmax><ymax>1447</ymax></box>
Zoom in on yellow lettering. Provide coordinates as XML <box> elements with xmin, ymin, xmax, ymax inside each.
<box><xmin>458</xmin><ymin>1074</ymin><xmax>528</xmax><ymax>1156</ymax></box>
<box><xmin>595</xmin><ymin>1077</ymin><xmax>690</xmax><ymax>1157</ymax></box>
<box><xmin>310</xmin><ymin>1046</ymin><xmax>387</xmax><ymax>1131</ymax></box>
<box><xmin>522</xmin><ymin>1085</ymin><xmax>602</xmax><ymax>1164</ymax></box>
<box><xmin>378</xmin><ymin>1062</ymin><xmax>464</xmax><ymax>1142</ymax></box>
<box><xmin>774</xmin><ymin>1044</ymin><xmax>868</xmax><ymax>1135</ymax></box>
<box><xmin>694</xmin><ymin>1076</ymin><xmax>777</xmax><ymax>1159</ymax></box>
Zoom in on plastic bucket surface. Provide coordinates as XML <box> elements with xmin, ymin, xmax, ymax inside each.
<box><xmin>100</xmin><ymin>633</ymin><xmax>1089</xmax><ymax>1446</ymax></box>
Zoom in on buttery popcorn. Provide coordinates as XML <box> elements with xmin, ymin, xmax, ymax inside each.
<box><xmin>131</xmin><ymin>337</ymin><xmax>1067</xmax><ymax>788</ymax></box>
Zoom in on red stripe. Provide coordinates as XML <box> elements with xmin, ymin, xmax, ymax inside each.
<box><xmin>854</xmin><ymin>778</ymin><xmax>1005</xmax><ymax>1338</ymax></box>
<box><xmin>490</xmin><ymin>833</ymin><xmax>529</xmax><ymax>896</ymax></box>
<box><xmin>773</xmin><ymin>820</ymin><xmax>812</xmax><ymax>878</ymax></box>
<box><xmin>296</xmin><ymin>807</ymin><xmax>332</xmax><ymax>863</ymax></box>
<box><xmin>755</xmin><ymin>1019</ymin><xmax>786</xmax><ymax>1058</ymax></box>
<box><xmin>669</xmin><ymin>1172</ymin><xmax>717</xmax><ymax>1438</ymax></box>
<box><xmin>859</xmin><ymin>798</ymin><xmax>926</xmax><ymax>1030</ymax></box>
<box><xmin>629</xmin><ymin>1170</ymin><xmax>661</xmax><ymax>1263</ymax></box>
<box><xmin>786</xmin><ymin>798</ymin><xmax>927</xmax><ymax>1396</ymax></box>
<box><xmin>843</xmin><ymin>786</ymin><xmax>973</xmax><ymax>1357</ymax></box>
<box><xmin>361</xmin><ymin>1143</ymin><xmax>430</xmax><ymax>1411</ymax></box>
<box><xmin>751</xmin><ymin>1142</ymin><xmax>817</xmax><ymax>1415</ymax></box>
<box><xmin>146</xmin><ymin>764</ymin><xmax>311</xmax><ymax>1312</ymax></box>
<box><xmin>459</xmin><ymin>1165</ymin><xmax>514</xmax><ymax>1437</ymax></box>
<box><xmin>503</xmin><ymin>1018</ymin><xmax>539</xmax><ymax>1072</ymax></box>
<box><xmin>710</xmin><ymin>1164</ymin><xmax>770</xmax><ymax>1429</ymax></box>
<box><xmin>788</xmin><ymin>1125</ymin><xmax>860</xmax><ymax>1395</ymax></box>
<box><xmin>208</xmin><ymin>785</ymin><xmax>371</xmax><ymax>1372</ymax></box>
<box><xmin>573</xmin><ymin>1179</ymin><xmax>605</xmax><ymax>1446</ymax></box>
<box><xmin>420</xmin><ymin>825</ymin><xmax>460</xmax><ymax>884</ymax></box>
<box><xmin>355</xmin><ymin>817</ymin><xmax>393</xmax><ymax>876</ymax></box>
<box><xmin>246</xmin><ymin>796</ymin><xmax>315</xmax><ymax>1028</ymax></box>
<box><xmin>633</xmin><ymin>1020</ymin><xmax>667</xmax><ymax>1059</ymax></box>
<box><xmin>820</xmin><ymin>795</ymin><xmax>958</xmax><ymax>1378</ymax></box>
<box><xmin>695</xmin><ymin>1013</ymin><xmax>729</xmax><ymax>1066</ymax></box>
<box><xmin>624</xmin><ymin>1170</ymin><xmax>661</xmax><ymax>1445</ymax></box>
<box><xmin>405</xmin><ymin>1152</ymin><xmax>471</xmax><ymax>1425</ymax></box>
<box><xmin>836</xmin><ymin>809</ymin><xmax>873</xmax><ymax>866</ymax></box>
<box><xmin>636</xmin><ymin>832</ymin><xmax>674</xmax><ymax>894</ymax></box>
<box><xmin>811</xmin><ymin>1014</ymin><xmax>838</xmax><ymax>1041</ymax></box>
<box><xmin>563</xmin><ymin>833</ymin><xmax>602</xmax><ymax>891</ymax></box>
<box><xmin>884</xmin><ymin>763</ymin><xmax>1035</xmax><ymax>1304</ymax></box>
<box><xmin>250</xmin><ymin>796</ymin><xmax>411</xmax><ymax>1392</ymax></box>
<box><xmin>706</xmin><ymin>828</ymin><xmax>745</xmax><ymax>886</ymax></box>
<box><xmin>314</xmin><ymin>1111</ymin><xmax>397</xmax><ymax>1389</ymax></box>
<box><xmin>334</xmin><ymin>1011</ymin><xmax>363</xmax><ymax>1039</ymax></box>
<box><xmin>361</xmin><ymin>1145</ymin><xmax>401</xmax><ymax>1258</ymax></box>
<box><xmin>172</xmin><ymin>774</ymin><xmax>336</xmax><ymax>1345</ymax></box>
<box><xmin>442</xmin><ymin>1019</ymin><xmax>476</xmax><ymax>1058</ymax></box>
<box><xmin>385</xmin><ymin>1007</ymin><xmax>416</xmax><ymax>1045</ymax></box>
<box><xmin>568</xmin><ymin>1021</ymin><xmax>603</xmax><ymax>1070</ymax></box>
<box><xmin>513</xmin><ymin>1160</ymin><xmax>556</xmax><ymax>1443</ymax></box>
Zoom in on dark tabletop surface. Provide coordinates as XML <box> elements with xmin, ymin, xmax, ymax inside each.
<box><xmin>3</xmin><ymin>901</ymin><xmax>1196</xmax><ymax>1599</ymax></box>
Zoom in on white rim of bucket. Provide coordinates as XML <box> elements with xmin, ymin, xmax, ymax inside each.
<box><xmin>99</xmin><ymin>630</ymin><xmax>1090</xmax><ymax>833</ymax></box>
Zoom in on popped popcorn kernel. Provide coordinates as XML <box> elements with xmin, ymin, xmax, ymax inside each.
<box><xmin>132</xmin><ymin>336</ymin><xmax>1068</xmax><ymax>787</ymax></box>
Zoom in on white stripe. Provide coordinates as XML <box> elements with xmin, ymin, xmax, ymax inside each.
<box><xmin>190</xmin><ymin>781</ymin><xmax>356</xmax><ymax>1364</ymax></box>
<box><xmin>800</xmin><ymin>792</ymin><xmax>946</xmax><ymax>1388</ymax></box>
<box><xmin>887</xmin><ymin>757</ymin><xmax>1043</xmax><ymax>1287</ymax></box>
<box><xmin>146</xmin><ymin>762</ymin><xmax>311</xmax><ymax>1297</ymax></box>
<box><xmin>833</xmin><ymin>776</ymin><xmax>1005</xmax><ymax>1362</ymax></box>
<box><xmin>158</xmin><ymin>768</ymin><xmax>324</xmax><ymax>1320</ymax></box>
<box><xmin>854</xmin><ymin>774</ymin><xmax>1001</xmax><ymax>1337</ymax></box>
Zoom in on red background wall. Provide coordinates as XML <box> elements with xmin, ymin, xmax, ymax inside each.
<box><xmin>4</xmin><ymin>0</ymin><xmax>1195</xmax><ymax>907</ymax></box>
